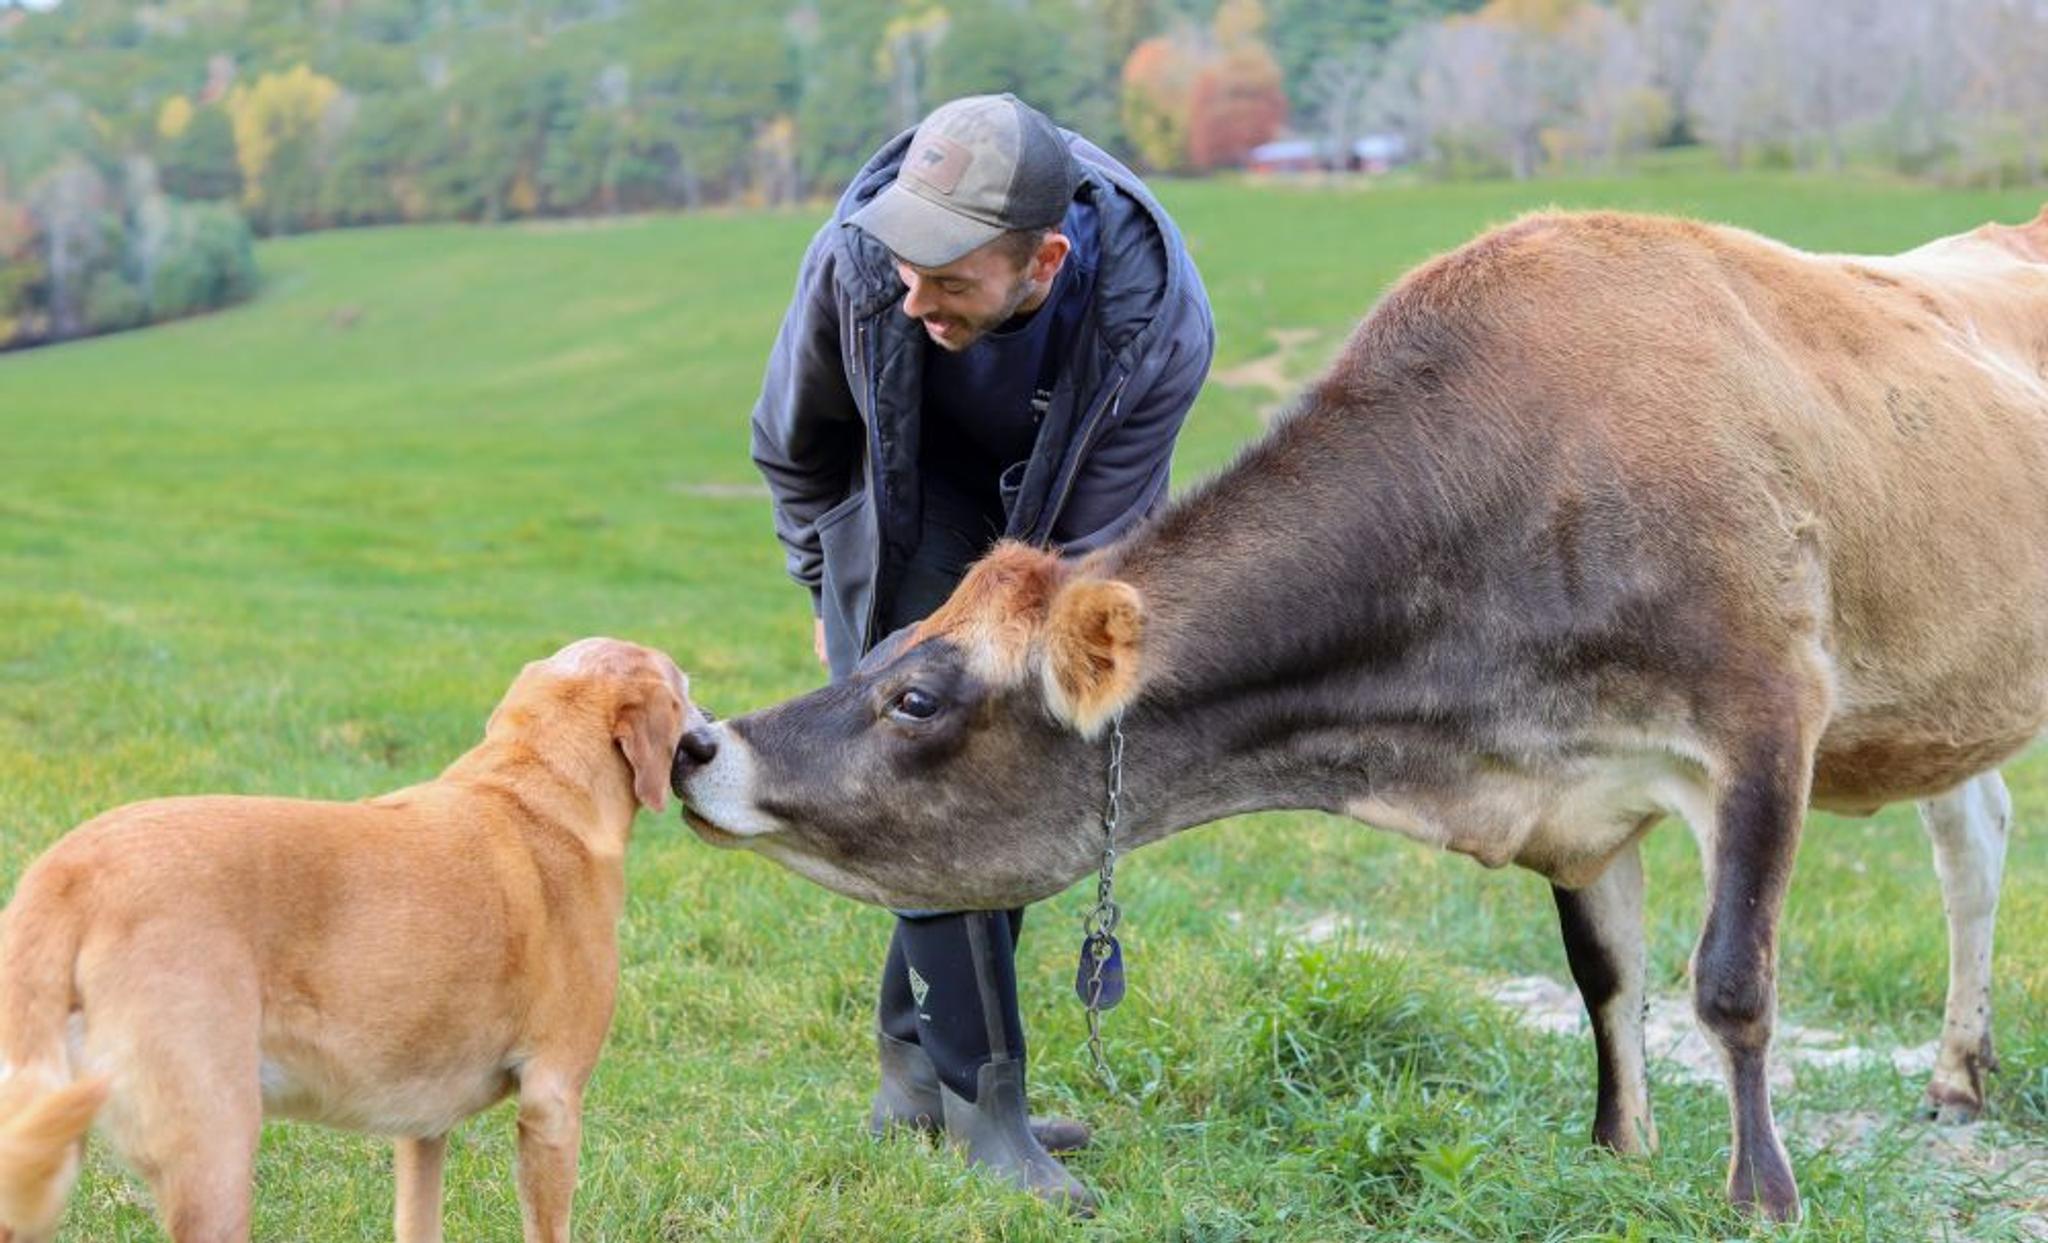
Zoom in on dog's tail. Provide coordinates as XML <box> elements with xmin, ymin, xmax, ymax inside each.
<box><xmin>0</xmin><ymin>863</ymin><xmax>109</xmax><ymax>1237</ymax></box>
<box><xmin>0</xmin><ymin>1077</ymin><xmax>108</xmax><ymax>1235</ymax></box>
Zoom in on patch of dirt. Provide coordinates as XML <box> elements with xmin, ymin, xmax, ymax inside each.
<box><xmin>1486</xmin><ymin>972</ymin><xmax>2047</xmax><ymax>1238</ymax></box>
<box><xmin>1800</xmin><ymin>1111</ymin><xmax>2048</xmax><ymax>1239</ymax></box>
<box><xmin>1211</xmin><ymin>328</ymin><xmax>1325</xmax><ymax>422</ymax></box>
<box><xmin>1486</xmin><ymin>973</ymin><xmax>1941</xmax><ymax>1092</ymax></box>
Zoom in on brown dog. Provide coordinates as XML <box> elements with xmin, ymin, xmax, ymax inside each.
<box><xmin>0</xmin><ymin>637</ymin><xmax>697</xmax><ymax>1243</ymax></box>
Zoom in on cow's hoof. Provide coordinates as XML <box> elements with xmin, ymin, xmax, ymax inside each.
<box><xmin>1729</xmin><ymin>1165</ymin><xmax>1801</xmax><ymax>1223</ymax></box>
<box><xmin>1591</xmin><ymin>1115</ymin><xmax>1658</xmax><ymax>1156</ymax></box>
<box><xmin>1922</xmin><ymin>1053</ymin><xmax>1992</xmax><ymax>1126</ymax></box>
<box><xmin>1919</xmin><ymin>1094</ymin><xmax>1983</xmax><ymax>1126</ymax></box>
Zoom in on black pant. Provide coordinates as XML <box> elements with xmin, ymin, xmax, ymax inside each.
<box><xmin>879</xmin><ymin>909</ymin><xmax>1028</xmax><ymax>1101</ymax></box>
<box><xmin>873</xmin><ymin>484</ymin><xmax>1024</xmax><ymax>1103</ymax></box>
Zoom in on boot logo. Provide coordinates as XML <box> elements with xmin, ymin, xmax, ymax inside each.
<box><xmin>907</xmin><ymin>966</ymin><xmax>931</xmax><ymax>1009</ymax></box>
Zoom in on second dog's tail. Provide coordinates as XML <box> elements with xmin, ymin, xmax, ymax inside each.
<box><xmin>0</xmin><ymin>860</ymin><xmax>109</xmax><ymax>1236</ymax></box>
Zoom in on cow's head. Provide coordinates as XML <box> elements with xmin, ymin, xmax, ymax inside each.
<box><xmin>672</xmin><ymin>543</ymin><xmax>1147</xmax><ymax>909</ymax></box>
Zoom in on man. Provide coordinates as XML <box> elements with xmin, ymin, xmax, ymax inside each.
<box><xmin>749</xmin><ymin>93</ymin><xmax>1214</xmax><ymax>1210</ymax></box>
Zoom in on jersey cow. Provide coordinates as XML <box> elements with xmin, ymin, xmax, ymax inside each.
<box><xmin>675</xmin><ymin>207</ymin><xmax>2048</xmax><ymax>1220</ymax></box>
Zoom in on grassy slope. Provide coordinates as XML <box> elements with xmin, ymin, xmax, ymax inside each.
<box><xmin>1</xmin><ymin>167</ymin><xmax>2043</xmax><ymax>1240</ymax></box>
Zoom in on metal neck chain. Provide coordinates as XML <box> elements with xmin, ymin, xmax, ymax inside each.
<box><xmin>1081</xmin><ymin>711</ymin><xmax>1125</xmax><ymax>1090</ymax></box>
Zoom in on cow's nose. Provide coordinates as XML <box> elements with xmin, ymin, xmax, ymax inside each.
<box><xmin>670</xmin><ymin>726</ymin><xmax>718</xmax><ymax>799</ymax></box>
<box><xmin>677</xmin><ymin>726</ymin><xmax>719</xmax><ymax>767</ymax></box>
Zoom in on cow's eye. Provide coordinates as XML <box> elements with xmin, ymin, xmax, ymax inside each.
<box><xmin>888</xmin><ymin>688</ymin><xmax>941</xmax><ymax>722</ymax></box>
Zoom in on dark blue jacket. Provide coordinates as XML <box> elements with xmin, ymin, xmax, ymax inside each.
<box><xmin>750</xmin><ymin>127</ymin><xmax>1215</xmax><ymax>678</ymax></box>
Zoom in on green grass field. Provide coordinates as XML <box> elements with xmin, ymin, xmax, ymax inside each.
<box><xmin>2</xmin><ymin>167</ymin><xmax>2044</xmax><ymax>1240</ymax></box>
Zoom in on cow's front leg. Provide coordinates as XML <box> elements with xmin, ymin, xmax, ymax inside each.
<box><xmin>1692</xmin><ymin>725</ymin><xmax>1812</xmax><ymax>1222</ymax></box>
<box><xmin>1552</xmin><ymin>838</ymin><xmax>1657</xmax><ymax>1154</ymax></box>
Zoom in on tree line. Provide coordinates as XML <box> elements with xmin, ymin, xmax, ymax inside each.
<box><xmin>4</xmin><ymin>0</ymin><xmax>2045</xmax><ymax>351</ymax></box>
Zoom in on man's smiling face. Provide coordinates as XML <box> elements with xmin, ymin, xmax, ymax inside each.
<box><xmin>894</xmin><ymin>231</ymin><xmax>1070</xmax><ymax>352</ymax></box>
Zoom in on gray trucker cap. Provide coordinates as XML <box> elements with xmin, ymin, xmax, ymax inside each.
<box><xmin>848</xmin><ymin>94</ymin><xmax>1078</xmax><ymax>268</ymax></box>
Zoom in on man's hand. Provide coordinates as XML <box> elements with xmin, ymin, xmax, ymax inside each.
<box><xmin>813</xmin><ymin>617</ymin><xmax>829</xmax><ymax>668</ymax></box>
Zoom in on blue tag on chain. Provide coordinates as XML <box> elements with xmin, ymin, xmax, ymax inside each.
<box><xmin>1074</xmin><ymin>933</ymin><xmax>1125</xmax><ymax>1010</ymax></box>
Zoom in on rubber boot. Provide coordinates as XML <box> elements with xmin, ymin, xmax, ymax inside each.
<box><xmin>868</xmin><ymin>1031</ymin><xmax>1091</xmax><ymax>1153</ymax></box>
<box><xmin>921</xmin><ymin>912</ymin><xmax>1097</xmax><ymax>1213</ymax></box>
<box><xmin>941</xmin><ymin>1057</ymin><xmax>1099</xmax><ymax>1215</ymax></box>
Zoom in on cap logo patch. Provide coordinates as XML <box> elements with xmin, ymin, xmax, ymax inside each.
<box><xmin>905</xmin><ymin>133</ymin><xmax>972</xmax><ymax>195</ymax></box>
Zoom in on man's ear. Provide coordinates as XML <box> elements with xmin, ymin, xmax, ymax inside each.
<box><xmin>615</xmin><ymin>684</ymin><xmax>685</xmax><ymax>812</ymax></box>
<box><xmin>1040</xmin><ymin>577</ymin><xmax>1144</xmax><ymax>738</ymax></box>
<box><xmin>1030</xmin><ymin>231</ymin><xmax>1072</xmax><ymax>287</ymax></box>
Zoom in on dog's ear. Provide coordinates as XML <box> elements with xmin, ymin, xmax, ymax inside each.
<box><xmin>614</xmin><ymin>680</ymin><xmax>685</xmax><ymax>812</ymax></box>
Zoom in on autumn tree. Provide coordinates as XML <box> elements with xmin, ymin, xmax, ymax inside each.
<box><xmin>1120</xmin><ymin>33</ymin><xmax>1200</xmax><ymax>172</ymax></box>
<box><xmin>223</xmin><ymin>64</ymin><xmax>347</xmax><ymax>232</ymax></box>
<box><xmin>1184</xmin><ymin>0</ymin><xmax>1288</xmax><ymax>170</ymax></box>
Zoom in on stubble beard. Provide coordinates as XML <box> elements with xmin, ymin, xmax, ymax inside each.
<box><xmin>925</xmin><ymin>272</ymin><xmax>1041</xmax><ymax>353</ymax></box>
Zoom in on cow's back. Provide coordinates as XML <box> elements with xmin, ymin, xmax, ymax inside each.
<box><xmin>1348</xmin><ymin>209</ymin><xmax>2048</xmax><ymax>807</ymax></box>
<box><xmin>1738</xmin><ymin>219</ymin><xmax>2048</xmax><ymax>803</ymax></box>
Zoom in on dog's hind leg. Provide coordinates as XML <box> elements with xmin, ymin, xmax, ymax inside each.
<box><xmin>150</xmin><ymin>1130</ymin><xmax>259</xmax><ymax>1243</ymax></box>
<box><xmin>98</xmin><ymin>1061</ymin><xmax>259</xmax><ymax>1243</ymax></box>
<box><xmin>1917</xmin><ymin>769</ymin><xmax>2011</xmax><ymax>1124</ymax></box>
<box><xmin>513</xmin><ymin>1068</ymin><xmax>586</xmax><ymax>1243</ymax></box>
<box><xmin>86</xmin><ymin>957</ymin><xmax>262</xmax><ymax>1243</ymax></box>
<box><xmin>395</xmin><ymin>1134</ymin><xmax>448</xmax><ymax>1243</ymax></box>
<box><xmin>104</xmin><ymin>1053</ymin><xmax>260</xmax><ymax>1243</ymax></box>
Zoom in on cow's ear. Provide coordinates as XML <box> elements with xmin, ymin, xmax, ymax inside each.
<box><xmin>1041</xmin><ymin>577</ymin><xmax>1145</xmax><ymax>737</ymax></box>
